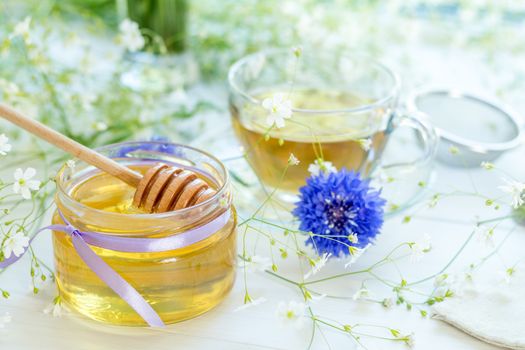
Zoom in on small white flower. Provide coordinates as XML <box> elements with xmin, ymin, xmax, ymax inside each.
<box><xmin>0</xmin><ymin>79</ymin><xmax>20</xmax><ymax>98</ymax></box>
<box><xmin>498</xmin><ymin>178</ymin><xmax>525</xmax><ymax>209</ymax></box>
<box><xmin>288</xmin><ymin>153</ymin><xmax>300</xmax><ymax>166</ymax></box>
<box><xmin>409</xmin><ymin>233</ymin><xmax>432</xmax><ymax>263</ymax></box>
<box><xmin>348</xmin><ymin>233</ymin><xmax>359</xmax><ymax>244</ymax></box>
<box><xmin>352</xmin><ymin>287</ymin><xmax>369</xmax><ymax>301</ymax></box>
<box><xmin>2</xmin><ymin>231</ymin><xmax>30</xmax><ymax>259</ymax></box>
<box><xmin>244</xmin><ymin>255</ymin><xmax>272</xmax><ymax>272</ymax></box>
<box><xmin>276</xmin><ymin>301</ymin><xmax>307</xmax><ymax>329</ymax></box>
<box><xmin>405</xmin><ymin>333</ymin><xmax>415</xmax><ymax>348</ymax></box>
<box><xmin>0</xmin><ymin>134</ymin><xmax>12</xmax><ymax>156</ymax></box>
<box><xmin>118</xmin><ymin>19</ymin><xmax>145</xmax><ymax>52</ymax></box>
<box><xmin>310</xmin><ymin>293</ymin><xmax>327</xmax><ymax>302</ymax></box>
<box><xmin>234</xmin><ymin>297</ymin><xmax>267</xmax><ymax>312</ymax></box>
<box><xmin>382</xmin><ymin>298</ymin><xmax>393</xmax><ymax>308</ymax></box>
<box><xmin>502</xmin><ymin>267</ymin><xmax>516</xmax><ymax>284</ymax></box>
<box><xmin>79</xmin><ymin>93</ymin><xmax>97</xmax><ymax>111</ymax></box>
<box><xmin>13</xmin><ymin>167</ymin><xmax>40</xmax><ymax>199</ymax></box>
<box><xmin>66</xmin><ymin>160</ymin><xmax>76</xmax><ymax>171</ymax></box>
<box><xmin>93</xmin><ymin>122</ymin><xmax>108</xmax><ymax>131</ymax></box>
<box><xmin>0</xmin><ymin>312</ymin><xmax>11</xmax><ymax>329</ymax></box>
<box><xmin>11</xmin><ymin>16</ymin><xmax>31</xmax><ymax>40</ymax></box>
<box><xmin>344</xmin><ymin>245</ymin><xmax>366</xmax><ymax>268</ymax></box>
<box><xmin>43</xmin><ymin>297</ymin><xmax>67</xmax><ymax>317</ymax></box>
<box><xmin>434</xmin><ymin>274</ymin><xmax>448</xmax><ymax>287</ymax></box>
<box><xmin>304</xmin><ymin>253</ymin><xmax>331</xmax><ymax>279</ymax></box>
<box><xmin>476</xmin><ymin>226</ymin><xmax>495</xmax><ymax>248</ymax></box>
<box><xmin>308</xmin><ymin>159</ymin><xmax>337</xmax><ymax>176</ymax></box>
<box><xmin>262</xmin><ymin>93</ymin><xmax>292</xmax><ymax>128</ymax></box>
<box><xmin>357</xmin><ymin>138</ymin><xmax>372</xmax><ymax>151</ymax></box>
<box><xmin>480</xmin><ymin>161</ymin><xmax>494</xmax><ymax>170</ymax></box>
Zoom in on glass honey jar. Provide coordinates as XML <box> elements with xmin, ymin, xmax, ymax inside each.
<box><xmin>52</xmin><ymin>141</ymin><xmax>237</xmax><ymax>326</ymax></box>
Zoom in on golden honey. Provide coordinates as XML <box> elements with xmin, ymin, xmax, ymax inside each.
<box><xmin>52</xmin><ymin>143</ymin><xmax>236</xmax><ymax>326</ymax></box>
<box><xmin>231</xmin><ymin>89</ymin><xmax>388</xmax><ymax>192</ymax></box>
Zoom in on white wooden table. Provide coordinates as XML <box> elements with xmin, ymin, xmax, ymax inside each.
<box><xmin>1</xmin><ymin>45</ymin><xmax>524</xmax><ymax>350</ymax></box>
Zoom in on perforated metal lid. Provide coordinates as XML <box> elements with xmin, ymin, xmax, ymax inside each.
<box><xmin>407</xmin><ymin>90</ymin><xmax>523</xmax><ymax>167</ymax></box>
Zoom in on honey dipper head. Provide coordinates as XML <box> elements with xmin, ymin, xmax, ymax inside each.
<box><xmin>133</xmin><ymin>163</ymin><xmax>217</xmax><ymax>213</ymax></box>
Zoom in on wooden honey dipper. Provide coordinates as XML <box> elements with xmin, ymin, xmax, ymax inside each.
<box><xmin>0</xmin><ymin>103</ymin><xmax>216</xmax><ymax>213</ymax></box>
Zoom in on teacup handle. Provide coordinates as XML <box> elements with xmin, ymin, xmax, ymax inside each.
<box><xmin>379</xmin><ymin>110</ymin><xmax>438</xmax><ymax>171</ymax></box>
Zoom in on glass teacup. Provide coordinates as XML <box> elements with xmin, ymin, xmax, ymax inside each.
<box><xmin>228</xmin><ymin>48</ymin><xmax>436</xmax><ymax>203</ymax></box>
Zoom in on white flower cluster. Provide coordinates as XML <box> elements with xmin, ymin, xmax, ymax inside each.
<box><xmin>308</xmin><ymin>159</ymin><xmax>337</xmax><ymax>176</ymax></box>
<box><xmin>0</xmin><ymin>134</ymin><xmax>12</xmax><ymax>156</ymax></box>
<box><xmin>118</xmin><ymin>19</ymin><xmax>145</xmax><ymax>52</ymax></box>
<box><xmin>0</xmin><ymin>164</ymin><xmax>40</xmax><ymax>261</ymax></box>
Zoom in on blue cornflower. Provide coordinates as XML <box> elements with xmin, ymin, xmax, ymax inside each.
<box><xmin>293</xmin><ymin>169</ymin><xmax>386</xmax><ymax>257</ymax></box>
<box><xmin>113</xmin><ymin>136</ymin><xmax>181</xmax><ymax>157</ymax></box>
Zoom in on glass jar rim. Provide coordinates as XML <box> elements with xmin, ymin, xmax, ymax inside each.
<box><xmin>228</xmin><ymin>47</ymin><xmax>401</xmax><ymax>115</ymax></box>
<box><xmin>55</xmin><ymin>141</ymin><xmax>230</xmax><ymax>220</ymax></box>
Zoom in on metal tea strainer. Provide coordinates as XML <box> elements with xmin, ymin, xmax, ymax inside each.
<box><xmin>407</xmin><ymin>89</ymin><xmax>523</xmax><ymax>167</ymax></box>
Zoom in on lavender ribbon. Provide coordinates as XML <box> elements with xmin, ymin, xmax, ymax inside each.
<box><xmin>0</xmin><ymin>209</ymin><xmax>231</xmax><ymax>327</ymax></box>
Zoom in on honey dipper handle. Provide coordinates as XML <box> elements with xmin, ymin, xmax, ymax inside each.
<box><xmin>0</xmin><ymin>103</ymin><xmax>142</xmax><ymax>187</ymax></box>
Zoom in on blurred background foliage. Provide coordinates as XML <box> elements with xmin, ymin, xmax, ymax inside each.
<box><xmin>0</xmin><ymin>0</ymin><xmax>523</xmax><ymax>154</ymax></box>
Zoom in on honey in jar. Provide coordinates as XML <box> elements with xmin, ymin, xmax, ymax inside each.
<box><xmin>52</xmin><ymin>142</ymin><xmax>237</xmax><ymax>326</ymax></box>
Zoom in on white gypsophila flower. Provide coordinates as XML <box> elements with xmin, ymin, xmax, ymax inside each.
<box><xmin>382</xmin><ymin>298</ymin><xmax>393</xmax><ymax>308</ymax></box>
<box><xmin>93</xmin><ymin>122</ymin><xmax>108</xmax><ymax>131</ymax></box>
<box><xmin>344</xmin><ymin>245</ymin><xmax>366</xmax><ymax>268</ymax></box>
<box><xmin>276</xmin><ymin>301</ymin><xmax>307</xmax><ymax>330</ymax></box>
<box><xmin>0</xmin><ymin>79</ymin><xmax>20</xmax><ymax>98</ymax></box>
<box><xmin>498</xmin><ymin>178</ymin><xmax>525</xmax><ymax>209</ymax></box>
<box><xmin>352</xmin><ymin>287</ymin><xmax>369</xmax><ymax>301</ymax></box>
<box><xmin>288</xmin><ymin>153</ymin><xmax>300</xmax><ymax>166</ymax></box>
<box><xmin>118</xmin><ymin>19</ymin><xmax>145</xmax><ymax>52</ymax></box>
<box><xmin>78</xmin><ymin>92</ymin><xmax>97</xmax><ymax>111</ymax></box>
<box><xmin>233</xmin><ymin>297</ymin><xmax>267</xmax><ymax>312</ymax></box>
<box><xmin>434</xmin><ymin>273</ymin><xmax>448</xmax><ymax>287</ymax></box>
<box><xmin>66</xmin><ymin>160</ymin><xmax>76</xmax><ymax>171</ymax></box>
<box><xmin>0</xmin><ymin>312</ymin><xmax>11</xmax><ymax>329</ymax></box>
<box><xmin>480</xmin><ymin>161</ymin><xmax>494</xmax><ymax>170</ymax></box>
<box><xmin>348</xmin><ymin>233</ymin><xmax>359</xmax><ymax>244</ymax></box>
<box><xmin>244</xmin><ymin>255</ymin><xmax>272</xmax><ymax>272</ymax></box>
<box><xmin>409</xmin><ymin>233</ymin><xmax>432</xmax><ymax>263</ymax></box>
<box><xmin>308</xmin><ymin>159</ymin><xmax>337</xmax><ymax>176</ymax></box>
<box><xmin>304</xmin><ymin>253</ymin><xmax>331</xmax><ymax>280</ymax></box>
<box><xmin>310</xmin><ymin>293</ymin><xmax>327</xmax><ymax>302</ymax></box>
<box><xmin>11</xmin><ymin>16</ymin><xmax>31</xmax><ymax>42</ymax></box>
<box><xmin>476</xmin><ymin>226</ymin><xmax>495</xmax><ymax>248</ymax></box>
<box><xmin>502</xmin><ymin>267</ymin><xmax>516</xmax><ymax>284</ymax></box>
<box><xmin>0</xmin><ymin>134</ymin><xmax>12</xmax><ymax>156</ymax></box>
<box><xmin>2</xmin><ymin>231</ymin><xmax>30</xmax><ymax>259</ymax></box>
<box><xmin>13</xmin><ymin>167</ymin><xmax>40</xmax><ymax>200</ymax></box>
<box><xmin>261</xmin><ymin>93</ymin><xmax>292</xmax><ymax>128</ymax></box>
<box><xmin>357</xmin><ymin>138</ymin><xmax>372</xmax><ymax>151</ymax></box>
<box><xmin>405</xmin><ymin>333</ymin><xmax>415</xmax><ymax>348</ymax></box>
<box><xmin>43</xmin><ymin>301</ymin><xmax>67</xmax><ymax>317</ymax></box>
